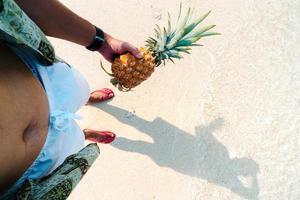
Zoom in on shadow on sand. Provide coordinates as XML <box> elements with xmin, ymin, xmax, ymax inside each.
<box><xmin>93</xmin><ymin>103</ymin><xmax>259</xmax><ymax>200</ymax></box>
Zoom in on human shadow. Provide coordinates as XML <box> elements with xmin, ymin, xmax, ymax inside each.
<box><xmin>93</xmin><ymin>103</ymin><xmax>260</xmax><ymax>200</ymax></box>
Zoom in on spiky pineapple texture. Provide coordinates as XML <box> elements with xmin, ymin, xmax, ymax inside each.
<box><xmin>145</xmin><ymin>5</ymin><xmax>220</xmax><ymax>66</ymax></box>
<box><xmin>111</xmin><ymin>48</ymin><xmax>155</xmax><ymax>91</ymax></box>
<box><xmin>101</xmin><ymin>5</ymin><xmax>219</xmax><ymax>91</ymax></box>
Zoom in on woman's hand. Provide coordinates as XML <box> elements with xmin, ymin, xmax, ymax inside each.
<box><xmin>98</xmin><ymin>33</ymin><xmax>143</xmax><ymax>63</ymax></box>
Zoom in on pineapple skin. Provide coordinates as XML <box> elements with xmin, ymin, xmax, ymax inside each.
<box><xmin>111</xmin><ymin>47</ymin><xmax>156</xmax><ymax>89</ymax></box>
<box><xmin>108</xmin><ymin>9</ymin><xmax>218</xmax><ymax>91</ymax></box>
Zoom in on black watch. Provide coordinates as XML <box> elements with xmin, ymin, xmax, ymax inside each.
<box><xmin>86</xmin><ymin>26</ymin><xmax>105</xmax><ymax>51</ymax></box>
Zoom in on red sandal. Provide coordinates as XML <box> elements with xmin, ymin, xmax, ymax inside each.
<box><xmin>83</xmin><ymin>129</ymin><xmax>116</xmax><ymax>144</ymax></box>
<box><xmin>87</xmin><ymin>88</ymin><xmax>115</xmax><ymax>104</ymax></box>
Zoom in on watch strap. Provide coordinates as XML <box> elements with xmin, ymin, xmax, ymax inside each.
<box><xmin>86</xmin><ymin>26</ymin><xmax>105</xmax><ymax>51</ymax></box>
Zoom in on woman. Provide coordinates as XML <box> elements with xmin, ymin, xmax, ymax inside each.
<box><xmin>0</xmin><ymin>0</ymin><xmax>142</xmax><ymax>198</ymax></box>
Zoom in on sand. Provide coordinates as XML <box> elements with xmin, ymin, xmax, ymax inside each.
<box><xmin>48</xmin><ymin>0</ymin><xmax>300</xmax><ymax>199</ymax></box>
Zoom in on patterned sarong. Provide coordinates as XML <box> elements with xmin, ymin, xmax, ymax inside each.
<box><xmin>13</xmin><ymin>143</ymin><xmax>100</xmax><ymax>200</ymax></box>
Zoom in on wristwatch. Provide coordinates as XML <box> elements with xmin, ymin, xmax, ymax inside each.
<box><xmin>86</xmin><ymin>26</ymin><xmax>105</xmax><ymax>51</ymax></box>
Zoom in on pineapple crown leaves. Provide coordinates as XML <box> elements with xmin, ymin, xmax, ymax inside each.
<box><xmin>145</xmin><ymin>4</ymin><xmax>220</xmax><ymax>66</ymax></box>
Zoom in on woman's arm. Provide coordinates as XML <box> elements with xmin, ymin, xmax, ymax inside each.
<box><xmin>15</xmin><ymin>0</ymin><xmax>95</xmax><ymax>47</ymax></box>
<box><xmin>14</xmin><ymin>0</ymin><xmax>142</xmax><ymax>62</ymax></box>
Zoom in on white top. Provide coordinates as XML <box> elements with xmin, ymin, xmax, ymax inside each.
<box><xmin>2</xmin><ymin>44</ymin><xmax>90</xmax><ymax>199</ymax></box>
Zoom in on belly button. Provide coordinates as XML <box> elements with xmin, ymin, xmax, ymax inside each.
<box><xmin>23</xmin><ymin>124</ymin><xmax>34</xmax><ymax>143</ymax></box>
<box><xmin>23</xmin><ymin>122</ymin><xmax>41</xmax><ymax>144</ymax></box>
<box><xmin>23</xmin><ymin>120</ymin><xmax>48</xmax><ymax>145</ymax></box>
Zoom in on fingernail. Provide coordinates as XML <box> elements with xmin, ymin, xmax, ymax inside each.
<box><xmin>137</xmin><ymin>54</ymin><xmax>143</xmax><ymax>59</ymax></box>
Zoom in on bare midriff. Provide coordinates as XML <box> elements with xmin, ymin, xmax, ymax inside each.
<box><xmin>0</xmin><ymin>41</ymin><xmax>49</xmax><ymax>195</ymax></box>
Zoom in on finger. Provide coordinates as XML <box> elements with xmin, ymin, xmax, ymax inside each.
<box><xmin>100</xmin><ymin>51</ymin><xmax>115</xmax><ymax>63</ymax></box>
<box><xmin>107</xmin><ymin>57</ymin><xmax>114</xmax><ymax>63</ymax></box>
<box><xmin>125</xmin><ymin>43</ymin><xmax>143</xmax><ymax>59</ymax></box>
<box><xmin>103</xmin><ymin>54</ymin><xmax>114</xmax><ymax>63</ymax></box>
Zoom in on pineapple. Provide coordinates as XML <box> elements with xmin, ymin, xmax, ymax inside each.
<box><xmin>101</xmin><ymin>5</ymin><xmax>219</xmax><ymax>91</ymax></box>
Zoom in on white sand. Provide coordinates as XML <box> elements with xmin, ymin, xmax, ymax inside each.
<box><xmin>49</xmin><ymin>0</ymin><xmax>300</xmax><ymax>199</ymax></box>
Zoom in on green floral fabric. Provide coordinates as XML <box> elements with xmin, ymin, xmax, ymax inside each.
<box><xmin>0</xmin><ymin>0</ymin><xmax>56</xmax><ymax>65</ymax></box>
<box><xmin>14</xmin><ymin>143</ymin><xmax>100</xmax><ymax>200</ymax></box>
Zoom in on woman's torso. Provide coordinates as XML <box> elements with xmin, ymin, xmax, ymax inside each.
<box><xmin>0</xmin><ymin>41</ymin><xmax>49</xmax><ymax>195</ymax></box>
